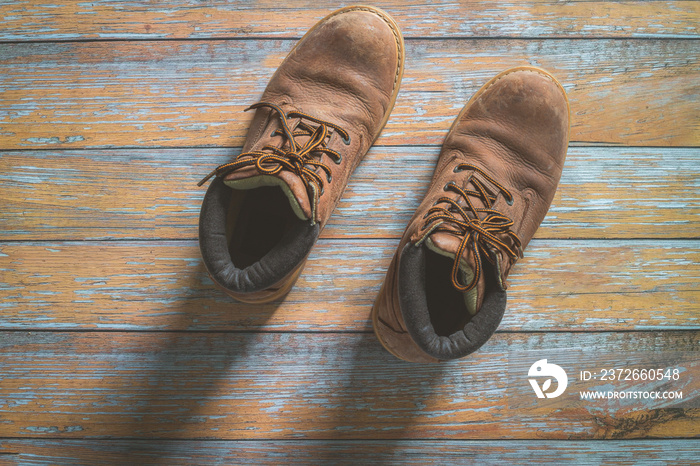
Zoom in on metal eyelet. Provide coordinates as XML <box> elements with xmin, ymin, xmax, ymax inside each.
<box><xmin>327</xmin><ymin>174</ymin><xmax>332</xmax><ymax>183</ymax></box>
<box><xmin>443</xmin><ymin>182</ymin><xmax>452</xmax><ymax>191</ymax></box>
<box><xmin>342</xmin><ymin>135</ymin><xmax>351</xmax><ymax>145</ymax></box>
<box><xmin>506</xmin><ymin>196</ymin><xmax>514</xmax><ymax>206</ymax></box>
<box><xmin>453</xmin><ymin>165</ymin><xmax>464</xmax><ymax>173</ymax></box>
<box><xmin>334</xmin><ymin>155</ymin><xmax>343</xmax><ymax>165</ymax></box>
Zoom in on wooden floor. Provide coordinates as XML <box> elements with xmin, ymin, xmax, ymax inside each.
<box><xmin>1</xmin><ymin>1</ymin><xmax>699</xmax><ymax>463</ymax></box>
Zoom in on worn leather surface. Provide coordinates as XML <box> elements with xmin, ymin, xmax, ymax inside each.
<box><xmin>224</xmin><ymin>6</ymin><xmax>404</xmax><ymax>226</ymax></box>
<box><xmin>374</xmin><ymin>67</ymin><xmax>570</xmax><ymax>361</ymax></box>
<box><xmin>413</xmin><ymin>68</ymin><xmax>569</xmax><ymax>288</ymax></box>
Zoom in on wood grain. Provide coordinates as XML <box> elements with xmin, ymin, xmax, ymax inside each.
<box><xmin>2</xmin><ymin>39</ymin><xmax>698</xmax><ymax>149</ymax></box>
<box><xmin>0</xmin><ymin>331</ymin><xmax>697</xmax><ymax>439</ymax></box>
<box><xmin>1</xmin><ymin>240</ymin><xmax>697</xmax><ymax>331</ymax></box>
<box><xmin>2</xmin><ymin>147</ymin><xmax>698</xmax><ymax>241</ymax></box>
<box><xmin>2</xmin><ymin>439</ymin><xmax>699</xmax><ymax>465</ymax></box>
<box><xmin>1</xmin><ymin>0</ymin><xmax>698</xmax><ymax>455</ymax></box>
<box><xmin>1</xmin><ymin>1</ymin><xmax>697</xmax><ymax>41</ymax></box>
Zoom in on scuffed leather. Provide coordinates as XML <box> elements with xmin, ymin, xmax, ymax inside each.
<box><xmin>413</xmin><ymin>68</ymin><xmax>569</xmax><ymax>288</ymax></box>
<box><xmin>374</xmin><ymin>67</ymin><xmax>569</xmax><ymax>361</ymax></box>
<box><xmin>225</xmin><ymin>6</ymin><xmax>404</xmax><ymax>226</ymax></box>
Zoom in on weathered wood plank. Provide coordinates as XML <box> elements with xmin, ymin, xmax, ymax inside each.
<box><xmin>1</xmin><ymin>1</ymin><xmax>697</xmax><ymax>41</ymax></box>
<box><xmin>2</xmin><ymin>0</ymin><xmax>696</xmax><ymax>454</ymax></box>
<box><xmin>1</xmin><ymin>39</ymin><xmax>697</xmax><ymax>148</ymax></box>
<box><xmin>2</xmin><ymin>147</ymin><xmax>697</xmax><ymax>240</ymax></box>
<box><xmin>2</xmin><ymin>439</ymin><xmax>699</xmax><ymax>465</ymax></box>
<box><xmin>1</xmin><ymin>240</ymin><xmax>697</xmax><ymax>331</ymax></box>
<box><xmin>0</xmin><ymin>331</ymin><xmax>697</xmax><ymax>439</ymax></box>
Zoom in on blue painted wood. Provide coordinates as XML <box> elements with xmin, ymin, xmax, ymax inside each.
<box><xmin>2</xmin><ymin>147</ymin><xmax>698</xmax><ymax>240</ymax></box>
<box><xmin>2</xmin><ymin>439</ymin><xmax>699</xmax><ymax>465</ymax></box>
<box><xmin>0</xmin><ymin>239</ymin><xmax>698</xmax><ymax>331</ymax></box>
<box><xmin>0</xmin><ymin>0</ymin><xmax>696</xmax><ymax>459</ymax></box>
<box><xmin>0</xmin><ymin>331</ymin><xmax>697</xmax><ymax>439</ymax></box>
<box><xmin>1</xmin><ymin>1</ymin><xmax>698</xmax><ymax>41</ymax></box>
<box><xmin>1</xmin><ymin>40</ymin><xmax>697</xmax><ymax>148</ymax></box>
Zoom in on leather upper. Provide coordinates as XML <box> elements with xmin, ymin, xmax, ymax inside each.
<box><xmin>408</xmin><ymin>68</ymin><xmax>570</xmax><ymax>290</ymax></box>
<box><xmin>225</xmin><ymin>6</ymin><xmax>404</xmax><ymax>226</ymax></box>
<box><xmin>373</xmin><ymin>67</ymin><xmax>570</xmax><ymax>362</ymax></box>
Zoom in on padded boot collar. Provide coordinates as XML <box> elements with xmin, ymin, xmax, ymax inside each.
<box><xmin>398</xmin><ymin>242</ymin><xmax>507</xmax><ymax>360</ymax></box>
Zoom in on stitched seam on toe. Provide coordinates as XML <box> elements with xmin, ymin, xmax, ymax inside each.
<box><xmin>476</xmin><ymin>68</ymin><xmax>562</xmax><ymax>105</ymax></box>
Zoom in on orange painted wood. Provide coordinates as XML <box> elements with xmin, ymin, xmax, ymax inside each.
<box><xmin>1</xmin><ymin>1</ymin><xmax>697</xmax><ymax>41</ymax></box>
<box><xmin>1</xmin><ymin>147</ymin><xmax>697</xmax><ymax>241</ymax></box>
<box><xmin>1</xmin><ymin>40</ymin><xmax>697</xmax><ymax>149</ymax></box>
<box><xmin>1</xmin><ymin>240</ymin><xmax>697</xmax><ymax>331</ymax></box>
<box><xmin>1</xmin><ymin>0</ymin><xmax>697</xmax><ymax>456</ymax></box>
<box><xmin>1</xmin><ymin>439</ymin><xmax>699</xmax><ymax>464</ymax></box>
<box><xmin>0</xmin><ymin>331</ymin><xmax>697</xmax><ymax>439</ymax></box>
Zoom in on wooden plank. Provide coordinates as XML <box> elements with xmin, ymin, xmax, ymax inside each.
<box><xmin>2</xmin><ymin>147</ymin><xmax>698</xmax><ymax>240</ymax></box>
<box><xmin>1</xmin><ymin>39</ymin><xmax>697</xmax><ymax>149</ymax></box>
<box><xmin>2</xmin><ymin>439</ymin><xmax>699</xmax><ymax>465</ymax></box>
<box><xmin>1</xmin><ymin>240</ymin><xmax>697</xmax><ymax>331</ymax></box>
<box><xmin>0</xmin><ymin>331</ymin><xmax>697</xmax><ymax>439</ymax></box>
<box><xmin>0</xmin><ymin>1</ymin><xmax>697</xmax><ymax>41</ymax></box>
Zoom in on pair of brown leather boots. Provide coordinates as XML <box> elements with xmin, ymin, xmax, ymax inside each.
<box><xmin>197</xmin><ymin>6</ymin><xmax>570</xmax><ymax>363</ymax></box>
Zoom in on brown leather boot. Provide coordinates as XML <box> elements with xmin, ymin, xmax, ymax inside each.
<box><xmin>373</xmin><ymin>67</ymin><xmax>569</xmax><ymax>362</ymax></box>
<box><xmin>198</xmin><ymin>6</ymin><xmax>404</xmax><ymax>303</ymax></box>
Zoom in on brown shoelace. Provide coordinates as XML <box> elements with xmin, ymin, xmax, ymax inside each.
<box><xmin>198</xmin><ymin>102</ymin><xmax>349</xmax><ymax>209</ymax></box>
<box><xmin>421</xmin><ymin>163</ymin><xmax>523</xmax><ymax>292</ymax></box>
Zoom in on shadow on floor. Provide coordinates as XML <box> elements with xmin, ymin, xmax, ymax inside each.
<box><xmin>112</xmin><ymin>261</ymin><xmax>448</xmax><ymax>463</ymax></box>
<box><xmin>310</xmin><ymin>315</ymin><xmax>448</xmax><ymax>463</ymax></box>
<box><xmin>117</xmin><ymin>260</ymin><xmax>284</xmax><ymax>455</ymax></box>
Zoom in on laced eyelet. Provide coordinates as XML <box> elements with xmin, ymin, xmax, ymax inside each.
<box><xmin>453</xmin><ymin>165</ymin><xmax>464</xmax><ymax>173</ymax></box>
<box><xmin>405</xmin><ymin>161</ymin><xmax>524</xmax><ymax>294</ymax></box>
<box><xmin>201</xmin><ymin>101</ymin><xmax>348</xmax><ymax>206</ymax></box>
<box><xmin>327</xmin><ymin>174</ymin><xmax>332</xmax><ymax>183</ymax></box>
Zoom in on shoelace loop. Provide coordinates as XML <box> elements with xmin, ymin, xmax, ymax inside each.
<box><xmin>421</xmin><ymin>163</ymin><xmax>523</xmax><ymax>292</ymax></box>
<box><xmin>198</xmin><ymin>102</ymin><xmax>349</xmax><ymax>207</ymax></box>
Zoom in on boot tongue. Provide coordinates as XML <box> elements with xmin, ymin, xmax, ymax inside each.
<box><xmin>223</xmin><ymin>169</ymin><xmax>312</xmax><ymax>221</ymax></box>
<box><xmin>223</xmin><ymin>112</ymin><xmax>315</xmax><ymax>222</ymax></box>
<box><xmin>424</xmin><ymin>231</ymin><xmax>487</xmax><ymax>316</ymax></box>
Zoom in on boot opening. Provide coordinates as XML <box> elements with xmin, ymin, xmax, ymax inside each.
<box><xmin>226</xmin><ymin>186</ymin><xmax>299</xmax><ymax>269</ymax></box>
<box><xmin>425</xmin><ymin>248</ymin><xmax>471</xmax><ymax>336</ymax></box>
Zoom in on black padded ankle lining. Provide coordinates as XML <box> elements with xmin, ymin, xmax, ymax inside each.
<box><xmin>398</xmin><ymin>242</ymin><xmax>507</xmax><ymax>360</ymax></box>
<box><xmin>199</xmin><ymin>177</ymin><xmax>319</xmax><ymax>294</ymax></box>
